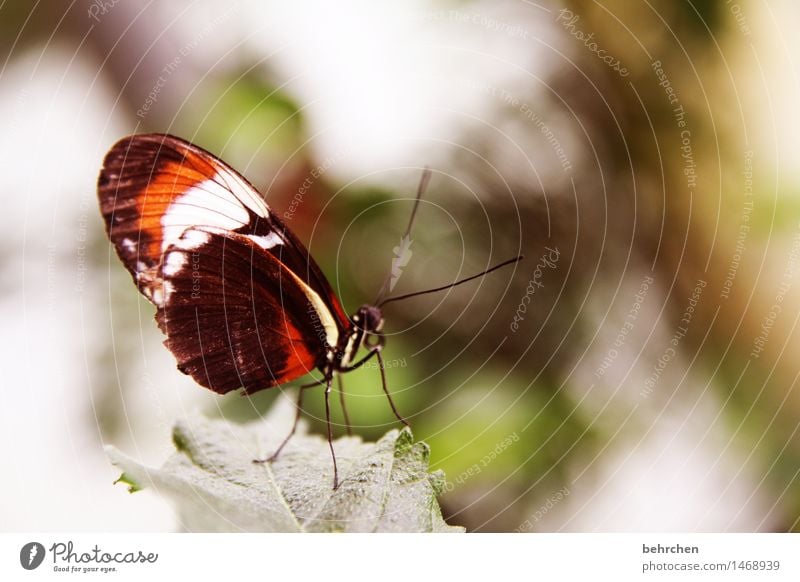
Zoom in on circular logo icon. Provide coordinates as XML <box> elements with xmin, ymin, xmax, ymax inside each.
<box><xmin>20</xmin><ymin>542</ymin><xmax>46</xmax><ymax>570</ymax></box>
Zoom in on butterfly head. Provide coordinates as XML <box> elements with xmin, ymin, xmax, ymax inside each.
<box><xmin>339</xmin><ymin>304</ymin><xmax>385</xmax><ymax>364</ymax></box>
<box><xmin>352</xmin><ymin>304</ymin><xmax>384</xmax><ymax>335</ymax></box>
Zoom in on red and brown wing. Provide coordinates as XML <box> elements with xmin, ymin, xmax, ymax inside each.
<box><xmin>97</xmin><ymin>133</ymin><xmax>270</xmax><ymax>304</ymax></box>
<box><xmin>156</xmin><ymin>227</ymin><xmax>324</xmax><ymax>394</ymax></box>
<box><xmin>97</xmin><ymin>133</ymin><xmax>351</xmax><ymax>393</ymax></box>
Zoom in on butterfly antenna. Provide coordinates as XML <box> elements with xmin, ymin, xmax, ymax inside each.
<box><xmin>378</xmin><ymin>255</ymin><xmax>523</xmax><ymax>308</ymax></box>
<box><xmin>373</xmin><ymin>167</ymin><xmax>432</xmax><ymax>305</ymax></box>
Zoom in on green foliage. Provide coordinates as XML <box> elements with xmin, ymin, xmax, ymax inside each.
<box><xmin>107</xmin><ymin>394</ymin><xmax>463</xmax><ymax>533</ymax></box>
<box><xmin>174</xmin><ymin>73</ymin><xmax>305</xmax><ymax>165</ymax></box>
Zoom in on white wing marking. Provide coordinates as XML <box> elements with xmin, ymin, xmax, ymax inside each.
<box><xmin>161</xmin><ymin>175</ymin><xmax>250</xmax><ymax>253</ymax></box>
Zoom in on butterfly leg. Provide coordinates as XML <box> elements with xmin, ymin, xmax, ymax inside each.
<box><xmin>255</xmin><ymin>384</ymin><xmax>314</xmax><ymax>464</ymax></box>
<box><xmin>324</xmin><ymin>374</ymin><xmax>340</xmax><ymax>489</ymax></box>
<box><xmin>337</xmin><ymin>374</ymin><xmax>353</xmax><ymax>437</ymax></box>
<box><xmin>375</xmin><ymin>349</ymin><xmax>410</xmax><ymax>428</ymax></box>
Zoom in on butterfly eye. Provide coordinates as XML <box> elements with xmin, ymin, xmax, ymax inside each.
<box><xmin>360</xmin><ymin>305</ymin><xmax>383</xmax><ymax>332</ymax></box>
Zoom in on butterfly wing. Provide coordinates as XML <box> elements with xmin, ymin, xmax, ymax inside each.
<box><xmin>97</xmin><ymin>133</ymin><xmax>351</xmax><ymax>393</ymax></box>
<box><xmin>156</xmin><ymin>226</ymin><xmax>329</xmax><ymax>393</ymax></box>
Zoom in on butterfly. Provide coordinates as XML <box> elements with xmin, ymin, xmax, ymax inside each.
<box><xmin>97</xmin><ymin>133</ymin><xmax>521</xmax><ymax>488</ymax></box>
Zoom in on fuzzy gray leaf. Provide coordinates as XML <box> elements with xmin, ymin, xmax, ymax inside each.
<box><xmin>107</xmin><ymin>393</ymin><xmax>463</xmax><ymax>533</ymax></box>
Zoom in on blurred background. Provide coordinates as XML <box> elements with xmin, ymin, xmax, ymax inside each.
<box><xmin>2</xmin><ymin>0</ymin><xmax>800</xmax><ymax>532</ymax></box>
